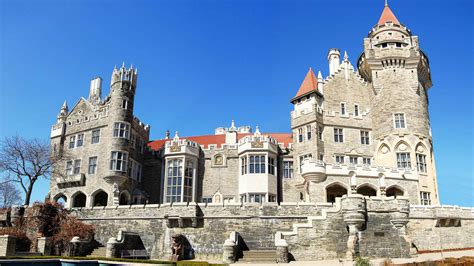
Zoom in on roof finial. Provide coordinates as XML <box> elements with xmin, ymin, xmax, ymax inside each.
<box><xmin>344</xmin><ymin>51</ymin><xmax>349</xmax><ymax>61</ymax></box>
<box><xmin>173</xmin><ymin>131</ymin><xmax>180</xmax><ymax>141</ymax></box>
<box><xmin>165</xmin><ymin>130</ymin><xmax>170</xmax><ymax>139</ymax></box>
<box><xmin>385</xmin><ymin>0</ymin><xmax>388</xmax><ymax>7</ymax></box>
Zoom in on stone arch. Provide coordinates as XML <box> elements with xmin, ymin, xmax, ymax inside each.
<box><xmin>53</xmin><ymin>193</ymin><xmax>67</xmax><ymax>205</ymax></box>
<box><xmin>386</xmin><ymin>185</ymin><xmax>405</xmax><ymax>197</ymax></box>
<box><xmin>356</xmin><ymin>183</ymin><xmax>378</xmax><ymax>197</ymax></box>
<box><xmin>394</xmin><ymin>140</ymin><xmax>411</xmax><ymax>152</ymax></box>
<box><xmin>71</xmin><ymin>191</ymin><xmax>87</xmax><ymax>208</ymax></box>
<box><xmin>119</xmin><ymin>190</ymin><xmax>131</xmax><ymax>205</ymax></box>
<box><xmin>325</xmin><ymin>182</ymin><xmax>348</xmax><ymax>203</ymax></box>
<box><xmin>91</xmin><ymin>189</ymin><xmax>108</xmax><ymax>207</ymax></box>
<box><xmin>377</xmin><ymin>143</ymin><xmax>391</xmax><ymax>154</ymax></box>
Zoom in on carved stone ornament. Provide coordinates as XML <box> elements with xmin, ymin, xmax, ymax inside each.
<box><xmin>214</xmin><ymin>155</ymin><xmax>223</xmax><ymax>165</ymax></box>
<box><xmin>251</xmin><ymin>138</ymin><xmax>264</xmax><ymax>148</ymax></box>
<box><xmin>170</xmin><ymin>142</ymin><xmax>181</xmax><ymax>152</ymax></box>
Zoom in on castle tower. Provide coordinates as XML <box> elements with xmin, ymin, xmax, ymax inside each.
<box><xmin>357</xmin><ymin>3</ymin><xmax>438</xmax><ymax>204</ymax></box>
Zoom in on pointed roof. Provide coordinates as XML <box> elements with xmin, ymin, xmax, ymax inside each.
<box><xmin>293</xmin><ymin>67</ymin><xmax>318</xmax><ymax>100</ymax></box>
<box><xmin>377</xmin><ymin>3</ymin><xmax>400</xmax><ymax>25</ymax></box>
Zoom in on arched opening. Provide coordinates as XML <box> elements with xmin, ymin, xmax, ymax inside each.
<box><xmin>326</xmin><ymin>183</ymin><xmax>348</xmax><ymax>203</ymax></box>
<box><xmin>71</xmin><ymin>192</ymin><xmax>86</xmax><ymax>208</ymax></box>
<box><xmin>119</xmin><ymin>191</ymin><xmax>131</xmax><ymax>205</ymax></box>
<box><xmin>386</xmin><ymin>186</ymin><xmax>405</xmax><ymax>197</ymax></box>
<box><xmin>357</xmin><ymin>185</ymin><xmax>377</xmax><ymax>197</ymax></box>
<box><xmin>92</xmin><ymin>190</ymin><xmax>108</xmax><ymax>207</ymax></box>
<box><xmin>53</xmin><ymin>193</ymin><xmax>67</xmax><ymax>206</ymax></box>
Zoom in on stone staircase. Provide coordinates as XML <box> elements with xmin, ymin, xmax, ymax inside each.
<box><xmin>86</xmin><ymin>245</ymin><xmax>106</xmax><ymax>258</ymax></box>
<box><xmin>237</xmin><ymin>250</ymin><xmax>277</xmax><ymax>263</ymax></box>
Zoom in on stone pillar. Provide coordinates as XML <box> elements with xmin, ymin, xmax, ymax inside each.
<box><xmin>390</xmin><ymin>198</ymin><xmax>411</xmax><ymax>257</ymax></box>
<box><xmin>276</xmin><ymin>245</ymin><xmax>289</xmax><ymax>263</ymax></box>
<box><xmin>0</xmin><ymin>235</ymin><xmax>17</xmax><ymax>257</ymax></box>
<box><xmin>106</xmin><ymin>237</ymin><xmax>121</xmax><ymax>258</ymax></box>
<box><xmin>341</xmin><ymin>195</ymin><xmax>366</xmax><ymax>259</ymax></box>
<box><xmin>38</xmin><ymin>237</ymin><xmax>52</xmax><ymax>256</ymax></box>
<box><xmin>222</xmin><ymin>238</ymin><xmax>236</xmax><ymax>264</ymax></box>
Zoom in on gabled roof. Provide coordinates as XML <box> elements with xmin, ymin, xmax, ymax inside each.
<box><xmin>148</xmin><ymin>132</ymin><xmax>293</xmax><ymax>150</ymax></box>
<box><xmin>293</xmin><ymin>68</ymin><xmax>318</xmax><ymax>100</ymax></box>
<box><xmin>378</xmin><ymin>4</ymin><xmax>400</xmax><ymax>25</ymax></box>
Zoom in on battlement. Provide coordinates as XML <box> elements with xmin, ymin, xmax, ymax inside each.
<box><xmin>110</xmin><ymin>63</ymin><xmax>138</xmax><ymax>89</ymax></box>
<box><xmin>132</xmin><ymin>116</ymin><xmax>150</xmax><ymax>134</ymax></box>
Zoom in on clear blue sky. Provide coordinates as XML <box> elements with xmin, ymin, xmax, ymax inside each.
<box><xmin>0</xmin><ymin>0</ymin><xmax>472</xmax><ymax>206</ymax></box>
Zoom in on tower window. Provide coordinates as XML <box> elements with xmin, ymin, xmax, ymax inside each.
<box><xmin>283</xmin><ymin>161</ymin><xmax>294</xmax><ymax>179</ymax></box>
<box><xmin>268</xmin><ymin>157</ymin><xmax>276</xmax><ymax>175</ymax></box>
<box><xmin>318</xmin><ymin>126</ymin><xmax>323</xmax><ymax>140</ymax></box>
<box><xmin>122</xmin><ymin>99</ymin><xmax>128</xmax><ymax>109</ymax></box>
<box><xmin>183</xmin><ymin>161</ymin><xmax>194</xmax><ymax>202</ymax></box>
<box><xmin>113</xmin><ymin>122</ymin><xmax>130</xmax><ymax>139</ymax></box>
<box><xmin>396</xmin><ymin>153</ymin><xmax>411</xmax><ymax>169</ymax></box>
<box><xmin>66</xmin><ymin>160</ymin><xmax>73</xmax><ymax>175</ymax></box>
<box><xmin>166</xmin><ymin>159</ymin><xmax>183</xmax><ymax>203</ymax></box>
<box><xmin>334</xmin><ymin>128</ymin><xmax>344</xmax><ymax>143</ymax></box>
<box><xmin>335</xmin><ymin>155</ymin><xmax>344</xmax><ymax>164</ymax></box>
<box><xmin>88</xmin><ymin>156</ymin><xmax>98</xmax><ymax>174</ymax></box>
<box><xmin>360</xmin><ymin>131</ymin><xmax>370</xmax><ymax>145</ymax></box>
<box><xmin>91</xmin><ymin>129</ymin><xmax>100</xmax><ymax>144</ymax></box>
<box><xmin>241</xmin><ymin>156</ymin><xmax>247</xmax><ymax>175</ymax></box>
<box><xmin>306</xmin><ymin>125</ymin><xmax>312</xmax><ymax>140</ymax></box>
<box><xmin>249</xmin><ymin>155</ymin><xmax>266</xmax><ymax>174</ymax></box>
<box><xmin>73</xmin><ymin>159</ymin><xmax>81</xmax><ymax>175</ymax></box>
<box><xmin>340</xmin><ymin>103</ymin><xmax>346</xmax><ymax>115</ymax></box>
<box><xmin>394</xmin><ymin>113</ymin><xmax>406</xmax><ymax>128</ymax></box>
<box><xmin>69</xmin><ymin>136</ymin><xmax>76</xmax><ymax>149</ymax></box>
<box><xmin>110</xmin><ymin>151</ymin><xmax>128</xmax><ymax>172</ymax></box>
<box><xmin>76</xmin><ymin>134</ymin><xmax>84</xmax><ymax>147</ymax></box>
<box><xmin>416</xmin><ymin>154</ymin><xmax>427</xmax><ymax>173</ymax></box>
<box><xmin>420</xmin><ymin>192</ymin><xmax>431</xmax><ymax>205</ymax></box>
<box><xmin>298</xmin><ymin>128</ymin><xmax>304</xmax><ymax>143</ymax></box>
<box><xmin>354</xmin><ymin>104</ymin><xmax>359</xmax><ymax>116</ymax></box>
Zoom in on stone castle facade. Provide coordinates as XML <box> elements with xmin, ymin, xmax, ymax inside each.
<box><xmin>48</xmin><ymin>3</ymin><xmax>438</xmax><ymax>209</ymax></box>
<box><xmin>45</xmin><ymin>3</ymin><xmax>473</xmax><ymax>262</ymax></box>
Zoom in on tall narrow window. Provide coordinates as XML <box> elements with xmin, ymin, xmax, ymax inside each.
<box><xmin>183</xmin><ymin>161</ymin><xmax>194</xmax><ymax>202</ymax></box>
<box><xmin>420</xmin><ymin>192</ymin><xmax>431</xmax><ymax>205</ymax></box>
<box><xmin>130</xmin><ymin>133</ymin><xmax>136</xmax><ymax>148</ymax></box>
<box><xmin>340</xmin><ymin>103</ymin><xmax>346</xmax><ymax>115</ymax></box>
<box><xmin>306</xmin><ymin>125</ymin><xmax>312</xmax><ymax>141</ymax></box>
<box><xmin>69</xmin><ymin>136</ymin><xmax>76</xmax><ymax>149</ymax></box>
<box><xmin>91</xmin><ymin>129</ymin><xmax>100</xmax><ymax>144</ymax></box>
<box><xmin>360</xmin><ymin>131</ymin><xmax>370</xmax><ymax>145</ymax></box>
<box><xmin>166</xmin><ymin>159</ymin><xmax>183</xmax><ymax>203</ymax></box>
<box><xmin>283</xmin><ymin>161</ymin><xmax>294</xmax><ymax>178</ymax></box>
<box><xmin>113</xmin><ymin>122</ymin><xmax>130</xmax><ymax>139</ymax></box>
<box><xmin>396</xmin><ymin>152</ymin><xmax>411</xmax><ymax>169</ymax></box>
<box><xmin>76</xmin><ymin>134</ymin><xmax>84</xmax><ymax>147</ymax></box>
<box><xmin>88</xmin><ymin>156</ymin><xmax>97</xmax><ymax>174</ymax></box>
<box><xmin>354</xmin><ymin>104</ymin><xmax>359</xmax><ymax>116</ymax></box>
<box><xmin>66</xmin><ymin>160</ymin><xmax>73</xmax><ymax>175</ymax></box>
<box><xmin>318</xmin><ymin>126</ymin><xmax>323</xmax><ymax>140</ymax></box>
<box><xmin>416</xmin><ymin>154</ymin><xmax>427</xmax><ymax>173</ymax></box>
<box><xmin>122</xmin><ymin>99</ymin><xmax>128</xmax><ymax>109</ymax></box>
<box><xmin>334</xmin><ymin>128</ymin><xmax>344</xmax><ymax>143</ymax></box>
<box><xmin>349</xmin><ymin>156</ymin><xmax>358</xmax><ymax>165</ymax></box>
<box><xmin>110</xmin><ymin>151</ymin><xmax>128</xmax><ymax>171</ymax></box>
<box><xmin>298</xmin><ymin>128</ymin><xmax>304</xmax><ymax>143</ymax></box>
<box><xmin>241</xmin><ymin>156</ymin><xmax>247</xmax><ymax>175</ymax></box>
<box><xmin>335</xmin><ymin>155</ymin><xmax>344</xmax><ymax>164</ymax></box>
<box><xmin>268</xmin><ymin>157</ymin><xmax>275</xmax><ymax>175</ymax></box>
<box><xmin>73</xmin><ymin>159</ymin><xmax>81</xmax><ymax>174</ymax></box>
<box><xmin>362</xmin><ymin>157</ymin><xmax>371</xmax><ymax>165</ymax></box>
<box><xmin>394</xmin><ymin>113</ymin><xmax>406</xmax><ymax>128</ymax></box>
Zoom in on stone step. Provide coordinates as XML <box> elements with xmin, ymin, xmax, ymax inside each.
<box><xmin>238</xmin><ymin>250</ymin><xmax>276</xmax><ymax>263</ymax></box>
<box><xmin>87</xmin><ymin>246</ymin><xmax>107</xmax><ymax>257</ymax></box>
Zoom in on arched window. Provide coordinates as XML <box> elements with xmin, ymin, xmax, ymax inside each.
<box><xmin>119</xmin><ymin>191</ymin><xmax>131</xmax><ymax>205</ymax></box>
<box><xmin>71</xmin><ymin>192</ymin><xmax>86</xmax><ymax>208</ymax></box>
<box><xmin>92</xmin><ymin>190</ymin><xmax>108</xmax><ymax>206</ymax></box>
<box><xmin>357</xmin><ymin>184</ymin><xmax>377</xmax><ymax>197</ymax></box>
<box><xmin>326</xmin><ymin>183</ymin><xmax>348</xmax><ymax>203</ymax></box>
<box><xmin>386</xmin><ymin>186</ymin><xmax>404</xmax><ymax>197</ymax></box>
<box><xmin>53</xmin><ymin>193</ymin><xmax>67</xmax><ymax>206</ymax></box>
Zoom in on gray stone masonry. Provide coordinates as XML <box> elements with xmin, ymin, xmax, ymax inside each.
<box><xmin>0</xmin><ymin>235</ymin><xmax>16</xmax><ymax>257</ymax></box>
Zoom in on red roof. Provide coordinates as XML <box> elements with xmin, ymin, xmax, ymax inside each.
<box><xmin>293</xmin><ymin>68</ymin><xmax>318</xmax><ymax>100</ymax></box>
<box><xmin>378</xmin><ymin>4</ymin><xmax>400</xmax><ymax>25</ymax></box>
<box><xmin>148</xmin><ymin>132</ymin><xmax>293</xmax><ymax>151</ymax></box>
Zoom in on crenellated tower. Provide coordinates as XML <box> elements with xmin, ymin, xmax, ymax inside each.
<box><xmin>357</xmin><ymin>3</ymin><xmax>438</xmax><ymax>204</ymax></box>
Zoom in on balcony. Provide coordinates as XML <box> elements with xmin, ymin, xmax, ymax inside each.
<box><xmin>301</xmin><ymin>159</ymin><xmax>326</xmax><ymax>183</ymax></box>
<box><xmin>56</xmin><ymin>173</ymin><xmax>85</xmax><ymax>188</ymax></box>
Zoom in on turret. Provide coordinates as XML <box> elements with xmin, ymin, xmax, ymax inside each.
<box><xmin>57</xmin><ymin>100</ymin><xmax>68</xmax><ymax>123</ymax></box>
<box><xmin>328</xmin><ymin>48</ymin><xmax>340</xmax><ymax>75</ymax></box>
<box><xmin>88</xmin><ymin>77</ymin><xmax>102</xmax><ymax>104</ymax></box>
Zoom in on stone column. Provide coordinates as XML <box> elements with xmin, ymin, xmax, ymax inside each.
<box><xmin>0</xmin><ymin>235</ymin><xmax>16</xmax><ymax>257</ymax></box>
<box><xmin>341</xmin><ymin>195</ymin><xmax>366</xmax><ymax>259</ymax></box>
<box><xmin>222</xmin><ymin>238</ymin><xmax>236</xmax><ymax>264</ymax></box>
<box><xmin>390</xmin><ymin>198</ymin><xmax>411</xmax><ymax>257</ymax></box>
<box><xmin>276</xmin><ymin>245</ymin><xmax>289</xmax><ymax>263</ymax></box>
<box><xmin>38</xmin><ymin>237</ymin><xmax>52</xmax><ymax>256</ymax></box>
<box><xmin>106</xmin><ymin>237</ymin><xmax>121</xmax><ymax>258</ymax></box>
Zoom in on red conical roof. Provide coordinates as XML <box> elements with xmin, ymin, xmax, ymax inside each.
<box><xmin>293</xmin><ymin>68</ymin><xmax>318</xmax><ymax>99</ymax></box>
<box><xmin>378</xmin><ymin>4</ymin><xmax>400</xmax><ymax>25</ymax></box>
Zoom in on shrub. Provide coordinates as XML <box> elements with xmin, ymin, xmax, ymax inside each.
<box><xmin>355</xmin><ymin>256</ymin><xmax>370</xmax><ymax>266</ymax></box>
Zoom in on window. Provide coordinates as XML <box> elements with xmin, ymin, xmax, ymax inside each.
<box><xmin>66</xmin><ymin>160</ymin><xmax>73</xmax><ymax>175</ymax></box>
<box><xmin>298</xmin><ymin>128</ymin><xmax>304</xmax><ymax>143</ymax></box>
<box><xmin>340</xmin><ymin>103</ymin><xmax>346</xmax><ymax>115</ymax></box>
<box><xmin>268</xmin><ymin>157</ymin><xmax>275</xmax><ymax>175</ymax></box>
<box><xmin>73</xmin><ymin>159</ymin><xmax>81</xmax><ymax>174</ymax></box>
<box><xmin>318</xmin><ymin>126</ymin><xmax>323</xmax><ymax>140</ymax></box>
<box><xmin>138</xmin><ymin>139</ymin><xmax>144</xmax><ymax>153</ymax></box>
<box><xmin>360</xmin><ymin>131</ymin><xmax>370</xmax><ymax>145</ymax></box>
<box><xmin>113</xmin><ymin>122</ymin><xmax>130</xmax><ymax>139</ymax></box>
<box><xmin>248</xmin><ymin>193</ymin><xmax>266</xmax><ymax>203</ymax></box>
<box><xmin>381</xmin><ymin>43</ymin><xmax>388</xmax><ymax>48</ymax></box>
<box><xmin>69</xmin><ymin>136</ymin><xmax>76</xmax><ymax>149</ymax></box>
<box><xmin>268</xmin><ymin>195</ymin><xmax>276</xmax><ymax>202</ymax></box>
<box><xmin>334</xmin><ymin>128</ymin><xmax>344</xmax><ymax>143</ymax></box>
<box><xmin>183</xmin><ymin>161</ymin><xmax>194</xmax><ymax>202</ymax></box>
<box><xmin>335</xmin><ymin>155</ymin><xmax>344</xmax><ymax>164</ymax></box>
<box><xmin>306</xmin><ymin>125</ymin><xmax>312</xmax><ymax>141</ymax></box>
<box><xmin>110</xmin><ymin>151</ymin><xmax>128</xmax><ymax>171</ymax></box>
<box><xmin>354</xmin><ymin>104</ymin><xmax>359</xmax><ymax>116</ymax></box>
<box><xmin>166</xmin><ymin>159</ymin><xmax>183</xmax><ymax>203</ymax></box>
<box><xmin>283</xmin><ymin>161</ymin><xmax>294</xmax><ymax>178</ymax></box>
<box><xmin>319</xmin><ymin>154</ymin><xmax>324</xmax><ymax>161</ymax></box>
<box><xmin>420</xmin><ymin>192</ymin><xmax>431</xmax><ymax>205</ymax></box>
<box><xmin>130</xmin><ymin>133</ymin><xmax>136</xmax><ymax>148</ymax></box>
<box><xmin>362</xmin><ymin>157</ymin><xmax>372</xmax><ymax>165</ymax></box>
<box><xmin>349</xmin><ymin>156</ymin><xmax>358</xmax><ymax>165</ymax></box>
<box><xmin>88</xmin><ymin>157</ymin><xmax>97</xmax><ymax>174</ymax></box>
<box><xmin>241</xmin><ymin>156</ymin><xmax>247</xmax><ymax>175</ymax></box>
<box><xmin>76</xmin><ymin>134</ymin><xmax>84</xmax><ymax>147</ymax></box>
<box><xmin>249</xmin><ymin>155</ymin><xmax>266</xmax><ymax>174</ymax></box>
<box><xmin>91</xmin><ymin>129</ymin><xmax>100</xmax><ymax>144</ymax></box>
<box><xmin>202</xmin><ymin>197</ymin><xmax>212</xmax><ymax>204</ymax></box>
<box><xmin>129</xmin><ymin>160</ymin><xmax>142</xmax><ymax>181</ymax></box>
<box><xmin>122</xmin><ymin>99</ymin><xmax>128</xmax><ymax>109</ymax></box>
<box><xmin>299</xmin><ymin>154</ymin><xmax>312</xmax><ymax>171</ymax></box>
<box><xmin>394</xmin><ymin>113</ymin><xmax>406</xmax><ymax>129</ymax></box>
<box><xmin>396</xmin><ymin>153</ymin><xmax>411</xmax><ymax>169</ymax></box>
<box><xmin>416</xmin><ymin>154</ymin><xmax>427</xmax><ymax>173</ymax></box>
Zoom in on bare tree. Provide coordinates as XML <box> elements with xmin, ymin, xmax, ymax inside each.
<box><xmin>0</xmin><ymin>136</ymin><xmax>60</xmax><ymax>206</ymax></box>
<box><xmin>0</xmin><ymin>180</ymin><xmax>22</xmax><ymax>207</ymax></box>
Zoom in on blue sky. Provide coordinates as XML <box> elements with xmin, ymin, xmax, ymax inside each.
<box><xmin>0</xmin><ymin>0</ymin><xmax>472</xmax><ymax>206</ymax></box>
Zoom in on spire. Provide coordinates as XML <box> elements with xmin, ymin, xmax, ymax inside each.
<box><xmin>229</xmin><ymin>119</ymin><xmax>237</xmax><ymax>132</ymax></box>
<box><xmin>62</xmin><ymin>100</ymin><xmax>68</xmax><ymax>110</ymax></box>
<box><xmin>317</xmin><ymin>71</ymin><xmax>323</xmax><ymax>80</ymax></box>
<box><xmin>377</xmin><ymin>2</ymin><xmax>400</xmax><ymax>25</ymax></box>
<box><xmin>254</xmin><ymin>126</ymin><xmax>261</xmax><ymax>136</ymax></box>
<box><xmin>293</xmin><ymin>67</ymin><xmax>318</xmax><ymax>100</ymax></box>
<box><xmin>173</xmin><ymin>131</ymin><xmax>180</xmax><ymax>141</ymax></box>
<box><xmin>343</xmin><ymin>51</ymin><xmax>349</xmax><ymax>62</ymax></box>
